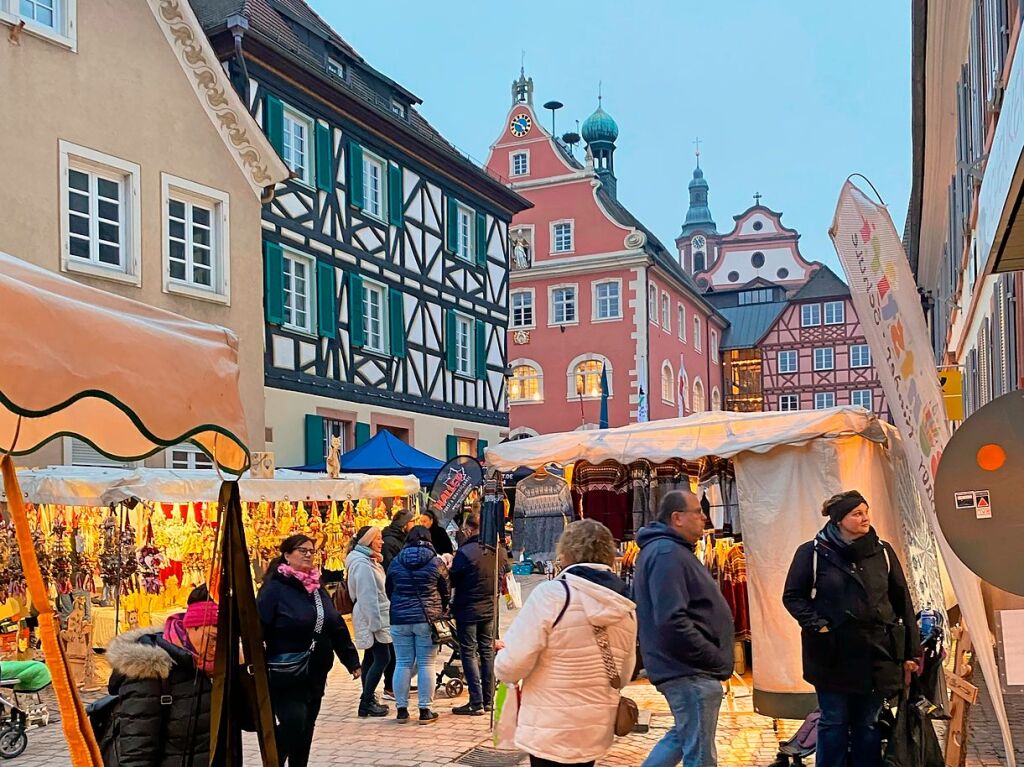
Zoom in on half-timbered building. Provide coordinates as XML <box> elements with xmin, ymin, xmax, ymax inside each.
<box><xmin>192</xmin><ymin>0</ymin><xmax>529</xmax><ymax>466</ymax></box>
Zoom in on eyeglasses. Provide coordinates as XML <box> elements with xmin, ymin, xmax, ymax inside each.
<box><xmin>294</xmin><ymin>547</ymin><xmax>315</xmax><ymax>556</ymax></box>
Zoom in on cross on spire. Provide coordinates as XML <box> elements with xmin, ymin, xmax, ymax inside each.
<box><xmin>520</xmin><ymin>49</ymin><xmax>525</xmax><ymax>76</ymax></box>
<box><xmin>753</xmin><ymin>191</ymin><xmax>763</xmax><ymax>205</ymax></box>
<box><xmin>693</xmin><ymin>136</ymin><xmax>702</xmax><ymax>168</ymax></box>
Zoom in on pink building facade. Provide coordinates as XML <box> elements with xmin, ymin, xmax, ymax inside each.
<box><xmin>485</xmin><ymin>72</ymin><xmax>726</xmax><ymax>437</ymax></box>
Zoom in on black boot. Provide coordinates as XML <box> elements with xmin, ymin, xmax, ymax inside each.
<box><xmin>358</xmin><ymin>698</ymin><xmax>389</xmax><ymax>718</ymax></box>
<box><xmin>418</xmin><ymin>708</ymin><xmax>439</xmax><ymax>725</ymax></box>
<box><xmin>396</xmin><ymin>707</ymin><xmax>410</xmax><ymax>724</ymax></box>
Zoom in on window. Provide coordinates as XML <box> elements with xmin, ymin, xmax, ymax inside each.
<box><xmin>60</xmin><ymin>141</ymin><xmax>140</xmax><ymax>284</ymax></box>
<box><xmin>851</xmin><ymin>389</ymin><xmax>873</xmax><ymax>409</ymax></box>
<box><xmin>824</xmin><ymin>301</ymin><xmax>845</xmax><ymax>325</ymax></box>
<box><xmin>283</xmin><ymin>251</ymin><xmax>315</xmax><ymax>333</ymax></box>
<box><xmin>573</xmin><ymin>359</ymin><xmax>606</xmax><ymax>398</ymax></box>
<box><xmin>712</xmin><ymin>387</ymin><xmax>721</xmax><ymax>410</ymax></box>
<box><xmin>594</xmin><ymin>281</ymin><xmax>621</xmax><ymax>320</ymax></box>
<box><xmin>552</xmin><ymin>286</ymin><xmax>577</xmax><ymax>325</ymax></box>
<box><xmin>779</xmin><ymin>394</ymin><xmax>799</xmax><ymax>411</ymax></box>
<box><xmin>693</xmin><ymin>251</ymin><xmax>705</xmax><ymax>272</ymax></box>
<box><xmin>390</xmin><ymin>99</ymin><xmax>407</xmax><ymax>119</ymax></box>
<box><xmin>362</xmin><ymin>152</ymin><xmax>386</xmax><ymax>220</ymax></box>
<box><xmin>777</xmin><ymin>350</ymin><xmax>798</xmax><ymax>374</ymax></box>
<box><xmin>455</xmin><ymin>204</ymin><xmax>474</xmax><ymax>261</ymax></box>
<box><xmin>649</xmin><ymin>285</ymin><xmax>658</xmax><ymax>323</ymax></box>
<box><xmin>738</xmin><ymin>288</ymin><xmax>773</xmax><ymax>305</ymax></box>
<box><xmin>511</xmin><ymin>152</ymin><xmax>529</xmax><ymax>177</ymax></box>
<box><xmin>693</xmin><ymin>316</ymin><xmax>703</xmax><ymax>351</ymax></box>
<box><xmin>511</xmin><ymin>290</ymin><xmax>534</xmax><ymax>328</ymax></box>
<box><xmin>509</xmin><ymin>363</ymin><xmax>542</xmax><ymax>402</ymax></box>
<box><xmin>282</xmin><ymin>108</ymin><xmax>313</xmax><ymax>184</ymax></box>
<box><xmin>678</xmin><ymin>305</ymin><xmax>685</xmax><ymax>340</ymax></box>
<box><xmin>850</xmin><ymin>344</ymin><xmax>871</xmax><ymax>368</ymax></box>
<box><xmin>553</xmin><ymin>221</ymin><xmax>573</xmax><ymax>253</ymax></box>
<box><xmin>362</xmin><ymin>282</ymin><xmax>387</xmax><ymax>353</ymax></box>
<box><xmin>163</xmin><ymin>175</ymin><xmax>229</xmax><ymax>301</ymax></box>
<box><xmin>661</xmin><ymin>363</ymin><xmax>675</xmax><ymax>404</ymax></box>
<box><xmin>815</xmin><ymin>392</ymin><xmax>836</xmax><ymax>409</ymax></box>
<box><xmin>692</xmin><ymin>379</ymin><xmax>706</xmax><ymax>412</ymax></box>
<box><xmin>327</xmin><ymin>57</ymin><xmax>346</xmax><ymax>80</ymax></box>
<box><xmin>801</xmin><ymin>303</ymin><xmax>821</xmax><ymax>327</ymax></box>
<box><xmin>813</xmin><ymin>347</ymin><xmax>834</xmax><ymax>371</ymax></box>
<box><xmin>4</xmin><ymin>0</ymin><xmax>75</xmax><ymax>47</ymax></box>
<box><xmin>169</xmin><ymin>445</ymin><xmax>214</xmax><ymax>471</ymax></box>
<box><xmin>710</xmin><ymin>330</ymin><xmax>719</xmax><ymax>362</ymax></box>
<box><xmin>454</xmin><ymin>315</ymin><xmax>473</xmax><ymax>376</ymax></box>
<box><xmin>661</xmin><ymin>294</ymin><xmax>671</xmax><ymax>329</ymax></box>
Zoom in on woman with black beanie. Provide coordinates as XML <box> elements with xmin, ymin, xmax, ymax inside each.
<box><xmin>782</xmin><ymin>491</ymin><xmax>920</xmax><ymax>767</ymax></box>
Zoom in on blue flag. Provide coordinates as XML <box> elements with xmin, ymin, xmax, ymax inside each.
<box><xmin>599</xmin><ymin>363</ymin><xmax>610</xmax><ymax>429</ymax></box>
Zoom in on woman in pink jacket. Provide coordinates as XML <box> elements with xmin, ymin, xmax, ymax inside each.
<box><xmin>495</xmin><ymin>520</ymin><xmax>637</xmax><ymax>767</ymax></box>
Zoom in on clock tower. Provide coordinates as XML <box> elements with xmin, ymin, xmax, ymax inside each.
<box><xmin>676</xmin><ymin>156</ymin><xmax>718</xmax><ymax>277</ymax></box>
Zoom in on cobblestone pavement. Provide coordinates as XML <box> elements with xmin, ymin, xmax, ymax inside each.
<box><xmin>19</xmin><ymin>575</ymin><xmax>1020</xmax><ymax>765</ymax></box>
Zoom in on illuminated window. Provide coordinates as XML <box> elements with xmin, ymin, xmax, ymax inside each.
<box><xmin>509</xmin><ymin>364</ymin><xmax>542</xmax><ymax>402</ymax></box>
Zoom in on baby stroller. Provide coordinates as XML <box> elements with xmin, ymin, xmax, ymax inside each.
<box><xmin>0</xmin><ymin>688</ymin><xmax>29</xmax><ymax>760</ymax></box>
<box><xmin>432</xmin><ymin>617</ymin><xmax>466</xmax><ymax>698</ymax></box>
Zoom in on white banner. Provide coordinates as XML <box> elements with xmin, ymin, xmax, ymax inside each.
<box><xmin>831</xmin><ymin>179</ymin><xmax>1015</xmax><ymax>765</ymax></box>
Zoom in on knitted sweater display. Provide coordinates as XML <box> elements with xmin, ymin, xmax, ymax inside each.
<box><xmin>513</xmin><ymin>473</ymin><xmax>572</xmax><ymax>562</ymax></box>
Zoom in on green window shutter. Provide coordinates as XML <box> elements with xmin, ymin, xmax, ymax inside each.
<box><xmin>475</xmin><ymin>212</ymin><xmax>487</xmax><ymax>267</ymax></box>
<box><xmin>316</xmin><ymin>261</ymin><xmax>336</xmax><ymax>339</ymax></box>
<box><xmin>346</xmin><ymin>139</ymin><xmax>364</xmax><ymax>209</ymax></box>
<box><xmin>477</xmin><ymin>439</ymin><xmax>488</xmax><ymax>461</ymax></box>
<box><xmin>315</xmin><ymin>122</ymin><xmax>333</xmax><ymax>192</ymax></box>
<box><xmin>304</xmin><ymin>414</ymin><xmax>325</xmax><ymax>465</ymax></box>
<box><xmin>389</xmin><ymin>288</ymin><xmax>406</xmax><ymax>359</ymax></box>
<box><xmin>265</xmin><ymin>94</ymin><xmax>284</xmax><ymax>158</ymax></box>
<box><xmin>445</xmin><ymin>310</ymin><xmax>457</xmax><ymax>371</ymax></box>
<box><xmin>446</xmin><ymin>435</ymin><xmax>459</xmax><ymax>460</ymax></box>
<box><xmin>474</xmin><ymin>319</ymin><xmax>487</xmax><ymax>380</ymax></box>
<box><xmin>263</xmin><ymin>240</ymin><xmax>285</xmax><ymax>326</ymax></box>
<box><xmin>446</xmin><ymin>196</ymin><xmax>459</xmax><ymax>253</ymax></box>
<box><xmin>347</xmin><ymin>273</ymin><xmax>364</xmax><ymax>347</ymax></box>
<box><xmin>355</xmin><ymin>422</ymin><xmax>371</xmax><ymax>447</ymax></box>
<box><xmin>387</xmin><ymin>162</ymin><xmax>404</xmax><ymax>228</ymax></box>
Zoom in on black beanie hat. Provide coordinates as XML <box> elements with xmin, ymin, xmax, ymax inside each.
<box><xmin>822</xmin><ymin>491</ymin><xmax>867</xmax><ymax>524</ymax></box>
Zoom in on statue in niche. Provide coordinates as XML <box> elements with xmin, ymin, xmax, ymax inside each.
<box><xmin>512</xmin><ymin>235</ymin><xmax>531</xmax><ymax>271</ymax></box>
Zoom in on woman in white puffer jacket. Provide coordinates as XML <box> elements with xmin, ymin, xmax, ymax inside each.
<box><xmin>495</xmin><ymin>519</ymin><xmax>637</xmax><ymax>767</ymax></box>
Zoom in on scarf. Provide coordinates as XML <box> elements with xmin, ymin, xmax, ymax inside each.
<box><xmin>279</xmin><ymin>564</ymin><xmax>322</xmax><ymax>593</ymax></box>
<box><xmin>354</xmin><ymin>544</ymin><xmax>382</xmax><ymax>563</ymax></box>
<box><xmin>164</xmin><ymin>613</ymin><xmax>215</xmax><ymax>676</ymax></box>
<box><xmin>821</xmin><ymin>522</ymin><xmax>881</xmax><ymax>563</ymax></box>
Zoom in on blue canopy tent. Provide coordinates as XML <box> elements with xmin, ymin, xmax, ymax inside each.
<box><xmin>292</xmin><ymin>430</ymin><xmax>443</xmax><ymax>486</ymax></box>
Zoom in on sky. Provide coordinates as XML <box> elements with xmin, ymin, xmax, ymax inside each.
<box><xmin>311</xmin><ymin>0</ymin><xmax>911</xmax><ymax>276</ymax></box>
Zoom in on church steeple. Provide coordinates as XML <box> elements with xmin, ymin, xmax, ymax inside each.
<box><xmin>512</xmin><ymin>66</ymin><xmax>534</xmax><ymax>106</ymax></box>
<box><xmin>582</xmin><ymin>87</ymin><xmax>619</xmax><ymax>198</ymax></box>
<box><xmin>679</xmin><ymin>145</ymin><xmax>716</xmax><ymax>237</ymax></box>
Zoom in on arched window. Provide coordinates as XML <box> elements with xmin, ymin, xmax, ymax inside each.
<box><xmin>508</xmin><ymin>427</ymin><xmax>539</xmax><ymax>440</ymax></box>
<box><xmin>694</xmin><ymin>251</ymin><xmax>705</xmax><ymax>272</ymax></box>
<box><xmin>661</xmin><ymin>361</ymin><xmax>675</xmax><ymax>404</ymax></box>
<box><xmin>712</xmin><ymin>386</ymin><xmax>721</xmax><ymax>411</ymax></box>
<box><xmin>693</xmin><ymin>378</ymin><xmax>706</xmax><ymax>412</ymax></box>
<box><xmin>693</xmin><ymin>316</ymin><xmax>703</xmax><ymax>351</ymax></box>
<box><xmin>508</xmin><ymin>360</ymin><xmax>543</xmax><ymax>403</ymax></box>
<box><xmin>567</xmin><ymin>354</ymin><xmax>611</xmax><ymax>399</ymax></box>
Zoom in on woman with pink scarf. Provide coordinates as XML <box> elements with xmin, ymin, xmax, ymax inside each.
<box><xmin>258</xmin><ymin>534</ymin><xmax>361</xmax><ymax>767</ymax></box>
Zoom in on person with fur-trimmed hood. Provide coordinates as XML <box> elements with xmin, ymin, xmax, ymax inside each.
<box><xmin>101</xmin><ymin>588</ymin><xmax>218</xmax><ymax>767</ymax></box>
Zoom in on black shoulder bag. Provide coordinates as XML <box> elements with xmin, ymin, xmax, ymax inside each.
<box><xmin>267</xmin><ymin>589</ymin><xmax>324</xmax><ymax>686</ymax></box>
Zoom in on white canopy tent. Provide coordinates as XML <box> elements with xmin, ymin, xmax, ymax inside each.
<box><xmin>486</xmin><ymin>407</ymin><xmax>949</xmax><ymax>719</ymax></box>
<box><xmin>3</xmin><ymin>466</ymin><xmax>420</xmax><ymax>507</ymax></box>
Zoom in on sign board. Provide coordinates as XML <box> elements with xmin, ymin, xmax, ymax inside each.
<box><xmin>250</xmin><ymin>452</ymin><xmax>275</xmax><ymax>479</ymax></box>
<box><xmin>997</xmin><ymin>610</ymin><xmax>1024</xmax><ymax>693</ymax></box>
<box><xmin>935</xmin><ymin>391</ymin><xmax>1024</xmax><ymax>595</ymax></box>
<box><xmin>428</xmin><ymin>456</ymin><xmax>483</xmax><ymax>527</ymax></box>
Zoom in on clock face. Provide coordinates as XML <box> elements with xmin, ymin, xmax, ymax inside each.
<box><xmin>510</xmin><ymin>113</ymin><xmax>532</xmax><ymax>137</ymax></box>
<box><xmin>692</xmin><ymin>235</ymin><xmax>706</xmax><ymax>250</ymax></box>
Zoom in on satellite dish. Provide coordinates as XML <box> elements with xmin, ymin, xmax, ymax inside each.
<box><xmin>543</xmin><ymin>100</ymin><xmax>564</xmax><ymax>135</ymax></box>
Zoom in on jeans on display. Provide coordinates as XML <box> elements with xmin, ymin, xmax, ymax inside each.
<box><xmin>456</xmin><ymin>617</ymin><xmax>495</xmax><ymax>707</ymax></box>
<box><xmin>641</xmin><ymin>674</ymin><xmax>724</xmax><ymax>767</ymax></box>
<box><xmin>360</xmin><ymin>640</ymin><xmax>391</xmax><ymax>705</ymax></box>
<box><xmin>391</xmin><ymin>622</ymin><xmax>438</xmax><ymax>709</ymax></box>
<box><xmin>815</xmin><ymin>690</ymin><xmax>884</xmax><ymax>767</ymax></box>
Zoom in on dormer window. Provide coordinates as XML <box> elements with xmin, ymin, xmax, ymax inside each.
<box><xmin>327</xmin><ymin>57</ymin><xmax>346</xmax><ymax>80</ymax></box>
<box><xmin>391</xmin><ymin>99</ymin><xmax>407</xmax><ymax>119</ymax></box>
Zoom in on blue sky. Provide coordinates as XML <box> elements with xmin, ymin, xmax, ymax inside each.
<box><xmin>311</xmin><ymin>0</ymin><xmax>911</xmax><ymax>275</ymax></box>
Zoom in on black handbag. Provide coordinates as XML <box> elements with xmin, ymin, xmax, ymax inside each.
<box><xmin>267</xmin><ymin>589</ymin><xmax>324</xmax><ymax>685</ymax></box>
<box><xmin>413</xmin><ymin>582</ymin><xmax>450</xmax><ymax>645</ymax></box>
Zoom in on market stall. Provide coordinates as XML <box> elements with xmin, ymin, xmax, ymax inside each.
<box><xmin>486</xmin><ymin>407</ymin><xmax>948</xmax><ymax>720</ymax></box>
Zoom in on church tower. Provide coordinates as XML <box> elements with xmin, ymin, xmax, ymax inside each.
<box><xmin>676</xmin><ymin>149</ymin><xmax>717</xmax><ymax>276</ymax></box>
<box><xmin>581</xmin><ymin>96</ymin><xmax>619</xmax><ymax>199</ymax></box>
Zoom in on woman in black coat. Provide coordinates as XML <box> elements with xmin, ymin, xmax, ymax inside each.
<box><xmin>783</xmin><ymin>491</ymin><xmax>921</xmax><ymax>767</ymax></box>
<box><xmin>258</xmin><ymin>535</ymin><xmax>361</xmax><ymax>767</ymax></box>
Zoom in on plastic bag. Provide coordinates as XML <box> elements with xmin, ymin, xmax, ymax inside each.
<box><xmin>492</xmin><ymin>681</ymin><xmax>520</xmax><ymax>750</ymax></box>
<box><xmin>506</xmin><ymin>573</ymin><xmax>523</xmax><ymax>610</ymax></box>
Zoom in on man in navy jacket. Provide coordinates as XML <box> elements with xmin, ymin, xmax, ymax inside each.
<box><xmin>448</xmin><ymin>511</ymin><xmax>506</xmax><ymax>715</ymax></box>
<box><xmin>634</xmin><ymin>490</ymin><xmax>734</xmax><ymax>767</ymax></box>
